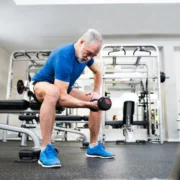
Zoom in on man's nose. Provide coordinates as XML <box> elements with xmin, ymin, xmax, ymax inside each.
<box><xmin>87</xmin><ymin>56</ymin><xmax>92</xmax><ymax>60</ymax></box>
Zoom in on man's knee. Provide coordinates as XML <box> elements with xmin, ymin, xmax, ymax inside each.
<box><xmin>45</xmin><ymin>86</ymin><xmax>60</xmax><ymax>103</ymax></box>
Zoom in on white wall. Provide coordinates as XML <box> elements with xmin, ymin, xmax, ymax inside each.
<box><xmin>0</xmin><ymin>47</ymin><xmax>10</xmax><ymax>139</ymax></box>
<box><xmin>0</xmin><ymin>47</ymin><xmax>9</xmax><ymax>98</ymax></box>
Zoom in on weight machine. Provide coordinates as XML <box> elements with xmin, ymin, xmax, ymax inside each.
<box><xmin>100</xmin><ymin>44</ymin><xmax>167</xmax><ymax>144</ymax></box>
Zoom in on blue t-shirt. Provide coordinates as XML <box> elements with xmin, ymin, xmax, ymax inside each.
<box><xmin>32</xmin><ymin>43</ymin><xmax>94</xmax><ymax>92</ymax></box>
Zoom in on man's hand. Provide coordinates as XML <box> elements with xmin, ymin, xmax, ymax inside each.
<box><xmin>89</xmin><ymin>100</ymin><xmax>99</xmax><ymax>112</ymax></box>
<box><xmin>85</xmin><ymin>92</ymin><xmax>101</xmax><ymax>101</ymax></box>
<box><xmin>89</xmin><ymin>97</ymin><xmax>112</xmax><ymax>112</ymax></box>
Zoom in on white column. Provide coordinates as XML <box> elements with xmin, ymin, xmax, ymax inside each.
<box><xmin>163</xmin><ymin>45</ymin><xmax>179</xmax><ymax>141</ymax></box>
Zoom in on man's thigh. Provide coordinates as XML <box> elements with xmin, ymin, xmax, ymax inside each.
<box><xmin>33</xmin><ymin>82</ymin><xmax>57</xmax><ymax>102</ymax></box>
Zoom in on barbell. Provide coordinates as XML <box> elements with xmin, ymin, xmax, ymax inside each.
<box><xmin>17</xmin><ymin>72</ymin><xmax>168</xmax><ymax>95</ymax></box>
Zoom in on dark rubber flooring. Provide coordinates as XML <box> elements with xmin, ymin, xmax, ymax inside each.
<box><xmin>0</xmin><ymin>141</ymin><xmax>179</xmax><ymax>180</ymax></box>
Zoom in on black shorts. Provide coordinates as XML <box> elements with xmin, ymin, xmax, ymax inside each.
<box><xmin>32</xmin><ymin>81</ymin><xmax>72</xmax><ymax>94</ymax></box>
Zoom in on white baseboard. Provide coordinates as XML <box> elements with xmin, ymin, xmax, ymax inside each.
<box><xmin>167</xmin><ymin>139</ymin><xmax>180</xmax><ymax>142</ymax></box>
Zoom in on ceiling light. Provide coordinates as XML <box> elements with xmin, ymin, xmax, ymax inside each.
<box><xmin>13</xmin><ymin>0</ymin><xmax>180</xmax><ymax>6</ymax></box>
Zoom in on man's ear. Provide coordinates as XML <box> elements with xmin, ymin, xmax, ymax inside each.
<box><xmin>80</xmin><ymin>39</ymin><xmax>85</xmax><ymax>45</ymax></box>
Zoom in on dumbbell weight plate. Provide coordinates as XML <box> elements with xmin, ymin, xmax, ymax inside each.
<box><xmin>160</xmin><ymin>72</ymin><xmax>166</xmax><ymax>83</ymax></box>
<box><xmin>17</xmin><ymin>80</ymin><xmax>24</xmax><ymax>94</ymax></box>
<box><xmin>98</xmin><ymin>97</ymin><xmax>112</xmax><ymax>111</ymax></box>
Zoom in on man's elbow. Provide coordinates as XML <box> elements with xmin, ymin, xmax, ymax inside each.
<box><xmin>59</xmin><ymin>92</ymin><xmax>68</xmax><ymax>101</ymax></box>
<box><xmin>94</xmin><ymin>69</ymin><xmax>102</xmax><ymax>76</ymax></box>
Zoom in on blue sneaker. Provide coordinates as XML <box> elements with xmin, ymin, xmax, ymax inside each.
<box><xmin>86</xmin><ymin>142</ymin><xmax>115</xmax><ymax>159</ymax></box>
<box><xmin>38</xmin><ymin>144</ymin><xmax>61</xmax><ymax>168</ymax></box>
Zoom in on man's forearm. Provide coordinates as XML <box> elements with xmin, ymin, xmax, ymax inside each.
<box><xmin>58</xmin><ymin>94</ymin><xmax>91</xmax><ymax>108</ymax></box>
<box><xmin>93</xmin><ymin>71</ymin><xmax>102</xmax><ymax>93</ymax></box>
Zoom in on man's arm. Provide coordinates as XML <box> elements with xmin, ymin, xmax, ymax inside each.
<box><xmin>88</xmin><ymin>62</ymin><xmax>102</xmax><ymax>94</ymax></box>
<box><xmin>54</xmin><ymin>79</ymin><xmax>97</xmax><ymax>109</ymax></box>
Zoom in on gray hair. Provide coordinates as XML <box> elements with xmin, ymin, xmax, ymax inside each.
<box><xmin>79</xmin><ymin>29</ymin><xmax>103</xmax><ymax>48</ymax></box>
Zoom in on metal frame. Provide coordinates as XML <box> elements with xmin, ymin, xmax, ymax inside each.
<box><xmin>100</xmin><ymin>44</ymin><xmax>164</xmax><ymax>144</ymax></box>
<box><xmin>2</xmin><ymin>50</ymin><xmax>51</xmax><ymax>142</ymax></box>
<box><xmin>0</xmin><ymin>123</ymin><xmax>40</xmax><ymax>148</ymax></box>
<box><xmin>1</xmin><ymin>50</ymin><xmax>91</xmax><ymax>145</ymax></box>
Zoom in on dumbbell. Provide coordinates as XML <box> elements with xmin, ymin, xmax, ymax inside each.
<box><xmin>17</xmin><ymin>80</ymin><xmax>29</xmax><ymax>94</ymax></box>
<box><xmin>90</xmin><ymin>97</ymin><xmax>112</xmax><ymax>112</ymax></box>
<box><xmin>18</xmin><ymin>148</ymin><xmax>59</xmax><ymax>162</ymax></box>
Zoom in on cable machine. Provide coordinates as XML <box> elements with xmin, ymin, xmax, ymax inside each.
<box><xmin>100</xmin><ymin>44</ymin><xmax>165</xmax><ymax>144</ymax></box>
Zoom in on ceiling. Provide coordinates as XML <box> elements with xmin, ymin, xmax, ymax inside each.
<box><xmin>1</xmin><ymin>0</ymin><xmax>180</xmax><ymax>52</ymax></box>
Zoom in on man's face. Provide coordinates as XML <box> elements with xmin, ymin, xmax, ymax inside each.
<box><xmin>77</xmin><ymin>41</ymin><xmax>100</xmax><ymax>63</ymax></box>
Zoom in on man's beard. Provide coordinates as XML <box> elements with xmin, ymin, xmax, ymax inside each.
<box><xmin>77</xmin><ymin>44</ymin><xmax>87</xmax><ymax>63</ymax></box>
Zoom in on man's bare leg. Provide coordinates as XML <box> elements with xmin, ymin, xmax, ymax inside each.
<box><xmin>33</xmin><ymin>82</ymin><xmax>61</xmax><ymax>168</ymax></box>
<box><xmin>69</xmin><ymin>88</ymin><xmax>102</xmax><ymax>143</ymax></box>
<box><xmin>34</xmin><ymin>82</ymin><xmax>60</xmax><ymax>147</ymax></box>
<box><xmin>88</xmin><ymin>111</ymin><xmax>102</xmax><ymax>143</ymax></box>
<box><xmin>39</xmin><ymin>98</ymin><xmax>56</xmax><ymax>147</ymax></box>
<box><xmin>69</xmin><ymin>88</ymin><xmax>115</xmax><ymax>158</ymax></box>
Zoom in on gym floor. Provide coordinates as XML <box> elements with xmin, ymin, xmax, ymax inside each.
<box><xmin>0</xmin><ymin>141</ymin><xmax>179</xmax><ymax>180</ymax></box>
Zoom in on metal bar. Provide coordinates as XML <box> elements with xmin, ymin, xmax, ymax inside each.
<box><xmin>135</xmin><ymin>57</ymin><xmax>141</xmax><ymax>66</ymax></box>
<box><xmin>105</xmin><ymin>63</ymin><xmax>148</xmax><ymax>66</ymax></box>
<box><xmin>101</xmin><ymin>44</ymin><xmax>157</xmax><ymax>49</ymax></box>
<box><xmin>155</xmin><ymin>46</ymin><xmax>164</xmax><ymax>144</ymax></box>
<box><xmin>105</xmin><ymin>80</ymin><xmax>141</xmax><ymax>84</ymax></box>
<box><xmin>105</xmin><ymin>121</ymin><xmax>147</xmax><ymax>126</ymax></box>
<box><xmin>56</xmin><ymin>121</ymin><xmax>87</xmax><ymax>123</ymax></box>
<box><xmin>103</xmin><ymin>76</ymin><xmax>156</xmax><ymax>79</ymax></box>
<box><xmin>12</xmin><ymin>50</ymin><xmax>51</xmax><ymax>59</ymax></box>
<box><xmin>54</xmin><ymin>127</ymin><xmax>88</xmax><ymax>141</ymax></box>
<box><xmin>102</xmin><ymin>55</ymin><xmax>157</xmax><ymax>57</ymax></box>
<box><xmin>3</xmin><ymin>52</ymin><xmax>15</xmax><ymax>142</ymax></box>
<box><xmin>12</xmin><ymin>59</ymin><xmax>47</xmax><ymax>61</ymax></box>
<box><xmin>0</xmin><ymin>110</ymin><xmax>40</xmax><ymax>113</ymax></box>
<box><xmin>79</xmin><ymin>76</ymin><xmax>156</xmax><ymax>80</ymax></box>
<box><xmin>105</xmin><ymin>87</ymin><xmax>138</xmax><ymax>91</ymax></box>
<box><xmin>105</xmin><ymin>70</ymin><xmax>147</xmax><ymax>73</ymax></box>
<box><xmin>0</xmin><ymin>124</ymin><xmax>40</xmax><ymax>148</ymax></box>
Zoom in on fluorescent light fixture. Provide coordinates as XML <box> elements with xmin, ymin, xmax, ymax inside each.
<box><xmin>13</xmin><ymin>0</ymin><xmax>180</xmax><ymax>5</ymax></box>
